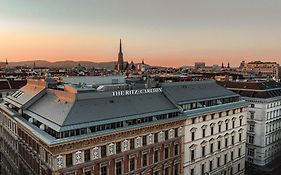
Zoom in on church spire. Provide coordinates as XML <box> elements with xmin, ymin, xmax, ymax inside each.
<box><xmin>119</xmin><ymin>39</ymin><xmax>122</xmax><ymax>54</ymax></box>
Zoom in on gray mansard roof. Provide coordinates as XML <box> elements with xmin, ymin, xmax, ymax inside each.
<box><xmin>161</xmin><ymin>80</ymin><xmax>238</xmax><ymax>104</ymax></box>
<box><xmin>5</xmin><ymin>79</ymin><xmax>239</xmax><ymax>132</ymax></box>
<box><xmin>26</xmin><ymin>91</ymin><xmax>177</xmax><ymax>130</ymax></box>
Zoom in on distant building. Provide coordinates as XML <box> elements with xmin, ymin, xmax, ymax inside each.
<box><xmin>194</xmin><ymin>62</ymin><xmax>206</xmax><ymax>69</ymax></box>
<box><xmin>218</xmin><ymin>80</ymin><xmax>281</xmax><ymax>168</ymax></box>
<box><xmin>240</xmin><ymin>61</ymin><xmax>279</xmax><ymax>80</ymax></box>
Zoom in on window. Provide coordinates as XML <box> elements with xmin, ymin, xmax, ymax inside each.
<box><xmin>203</xmin><ymin>115</ymin><xmax>206</xmax><ymax>121</ymax></box>
<box><xmin>101</xmin><ymin>145</ymin><xmax>107</xmax><ymax>158</ymax></box>
<box><xmin>143</xmin><ymin>136</ymin><xmax>147</xmax><ymax>146</ymax></box>
<box><xmin>164</xmin><ymin>147</ymin><xmax>169</xmax><ymax>159</ymax></box>
<box><xmin>101</xmin><ymin>166</ymin><xmax>107</xmax><ymax>175</ymax></box>
<box><xmin>154</xmin><ymin>133</ymin><xmax>159</xmax><ymax>143</ymax></box>
<box><xmin>165</xmin><ymin>130</ymin><xmax>169</xmax><ymax>140</ymax></box>
<box><xmin>202</xmin><ymin>146</ymin><xmax>205</xmax><ymax>157</ymax></box>
<box><xmin>231</xmin><ymin>136</ymin><xmax>235</xmax><ymax>145</ymax></box>
<box><xmin>164</xmin><ymin>167</ymin><xmax>169</xmax><ymax>175</ymax></box>
<box><xmin>250</xmin><ymin>112</ymin><xmax>255</xmax><ymax>119</ymax></box>
<box><xmin>231</xmin><ymin>151</ymin><xmax>234</xmax><ymax>160</ymax></box>
<box><xmin>154</xmin><ymin>150</ymin><xmax>158</xmax><ymax>163</ymax></box>
<box><xmin>226</xmin><ymin>123</ymin><xmax>228</xmax><ymax>130</ymax></box>
<box><xmin>249</xmin><ymin>124</ymin><xmax>255</xmax><ymax>132</ymax></box>
<box><xmin>219</xmin><ymin>125</ymin><xmax>222</xmax><ymax>132</ymax></box>
<box><xmin>201</xmin><ymin>163</ymin><xmax>205</xmax><ymax>175</ymax></box>
<box><xmin>238</xmin><ymin>163</ymin><xmax>240</xmax><ymax>172</ymax></box>
<box><xmin>84</xmin><ymin>170</ymin><xmax>91</xmax><ymax>175</ymax></box>
<box><xmin>191</xmin><ymin>132</ymin><xmax>195</xmax><ymax>141</ymax></box>
<box><xmin>248</xmin><ymin>148</ymin><xmax>254</xmax><ymax>157</ymax></box>
<box><xmin>175</xmin><ymin>128</ymin><xmax>179</xmax><ymax>137</ymax></box>
<box><xmin>210</xmin><ymin>143</ymin><xmax>213</xmax><ymax>153</ymax></box>
<box><xmin>225</xmin><ymin>138</ymin><xmax>228</xmax><ymax>147</ymax></box>
<box><xmin>238</xmin><ymin>148</ymin><xmax>241</xmax><ymax>157</ymax></box>
<box><xmin>66</xmin><ymin>153</ymin><xmax>73</xmax><ymax>167</ymax></box>
<box><xmin>239</xmin><ymin>133</ymin><xmax>242</xmax><ymax>142</ymax></box>
<box><xmin>174</xmin><ymin>163</ymin><xmax>179</xmax><ymax>175</ymax></box>
<box><xmin>209</xmin><ymin>160</ymin><xmax>213</xmax><ymax>171</ymax></box>
<box><xmin>239</xmin><ymin>118</ymin><xmax>242</xmax><ymax>126</ymax></box>
<box><xmin>174</xmin><ymin>144</ymin><xmax>179</xmax><ymax>156</ymax></box>
<box><xmin>249</xmin><ymin>135</ymin><xmax>254</xmax><ymax>144</ymax></box>
<box><xmin>218</xmin><ymin>141</ymin><xmax>221</xmax><ymax>150</ymax></box>
<box><xmin>232</xmin><ymin>120</ymin><xmax>235</xmax><ymax>128</ymax></box>
<box><xmin>202</xmin><ymin>129</ymin><xmax>206</xmax><ymax>137</ymax></box>
<box><xmin>129</xmin><ymin>157</ymin><xmax>135</xmax><ymax>171</ymax></box>
<box><xmin>116</xmin><ymin>162</ymin><xmax>122</xmax><ymax>175</ymax></box>
<box><xmin>224</xmin><ymin>154</ymin><xmax>227</xmax><ymax>164</ymax></box>
<box><xmin>192</xmin><ymin>118</ymin><xmax>196</xmax><ymax>124</ymax></box>
<box><xmin>84</xmin><ymin>149</ymin><xmax>90</xmax><ymax>162</ymax></box>
<box><xmin>191</xmin><ymin>168</ymin><xmax>194</xmax><ymax>175</ymax></box>
<box><xmin>116</xmin><ymin>142</ymin><xmax>121</xmax><ymax>153</ymax></box>
<box><xmin>217</xmin><ymin>157</ymin><xmax>220</xmax><ymax>167</ymax></box>
<box><xmin>250</xmin><ymin>104</ymin><xmax>255</xmax><ymax>108</ymax></box>
<box><xmin>211</xmin><ymin>114</ymin><xmax>215</xmax><ymax>119</ymax></box>
<box><xmin>191</xmin><ymin>150</ymin><xmax>195</xmax><ymax>161</ymax></box>
<box><xmin>142</xmin><ymin>154</ymin><xmax>147</xmax><ymax>167</ymax></box>
<box><xmin>130</xmin><ymin>139</ymin><xmax>135</xmax><ymax>149</ymax></box>
<box><xmin>219</xmin><ymin>112</ymin><xmax>222</xmax><ymax>117</ymax></box>
<box><xmin>211</xmin><ymin>127</ymin><xmax>214</xmax><ymax>135</ymax></box>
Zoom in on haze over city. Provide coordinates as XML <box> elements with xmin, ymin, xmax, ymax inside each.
<box><xmin>1</xmin><ymin>0</ymin><xmax>281</xmax><ymax>67</ymax></box>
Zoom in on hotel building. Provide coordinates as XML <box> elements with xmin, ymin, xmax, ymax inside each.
<box><xmin>0</xmin><ymin>79</ymin><xmax>248</xmax><ymax>175</ymax></box>
<box><xmin>218</xmin><ymin>80</ymin><xmax>281</xmax><ymax>167</ymax></box>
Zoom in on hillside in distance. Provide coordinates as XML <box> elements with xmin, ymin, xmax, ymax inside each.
<box><xmin>4</xmin><ymin>60</ymin><xmax>116</xmax><ymax>69</ymax></box>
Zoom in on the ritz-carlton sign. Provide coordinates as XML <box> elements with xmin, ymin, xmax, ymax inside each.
<box><xmin>112</xmin><ymin>88</ymin><xmax>162</xmax><ymax>96</ymax></box>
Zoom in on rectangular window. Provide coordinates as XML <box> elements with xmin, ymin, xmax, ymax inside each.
<box><xmin>130</xmin><ymin>157</ymin><xmax>135</xmax><ymax>171</ymax></box>
<box><xmin>164</xmin><ymin>147</ymin><xmax>169</xmax><ymax>159</ymax></box>
<box><xmin>239</xmin><ymin>133</ymin><xmax>242</xmax><ymax>142</ymax></box>
<box><xmin>174</xmin><ymin>144</ymin><xmax>179</xmax><ymax>156</ymax></box>
<box><xmin>116</xmin><ymin>162</ymin><xmax>122</xmax><ymax>175</ymax></box>
<box><xmin>211</xmin><ymin>127</ymin><xmax>214</xmax><ymax>135</ymax></box>
<box><xmin>209</xmin><ymin>160</ymin><xmax>213</xmax><ymax>171</ymax></box>
<box><xmin>210</xmin><ymin>143</ymin><xmax>213</xmax><ymax>153</ymax></box>
<box><xmin>191</xmin><ymin>132</ymin><xmax>195</xmax><ymax>141</ymax></box>
<box><xmin>249</xmin><ymin>135</ymin><xmax>254</xmax><ymax>144</ymax></box>
<box><xmin>191</xmin><ymin>168</ymin><xmax>194</xmax><ymax>175</ymax></box>
<box><xmin>224</xmin><ymin>154</ymin><xmax>227</xmax><ymax>164</ymax></box>
<box><xmin>116</xmin><ymin>142</ymin><xmax>121</xmax><ymax>153</ymax></box>
<box><xmin>143</xmin><ymin>136</ymin><xmax>147</xmax><ymax>146</ymax></box>
<box><xmin>240</xmin><ymin>118</ymin><xmax>242</xmax><ymax>126</ymax></box>
<box><xmin>217</xmin><ymin>157</ymin><xmax>220</xmax><ymax>167</ymax></box>
<box><xmin>130</xmin><ymin>139</ymin><xmax>135</xmax><ymax>149</ymax></box>
<box><xmin>226</xmin><ymin>123</ymin><xmax>228</xmax><ymax>130</ymax></box>
<box><xmin>142</xmin><ymin>154</ymin><xmax>147</xmax><ymax>167</ymax></box>
<box><xmin>202</xmin><ymin>129</ymin><xmax>206</xmax><ymax>137</ymax></box>
<box><xmin>154</xmin><ymin>133</ymin><xmax>158</xmax><ymax>143</ymax></box>
<box><xmin>201</xmin><ymin>163</ymin><xmax>205</xmax><ymax>175</ymax></box>
<box><xmin>238</xmin><ymin>163</ymin><xmax>240</xmax><ymax>171</ymax></box>
<box><xmin>231</xmin><ymin>136</ymin><xmax>235</xmax><ymax>145</ymax></box>
<box><xmin>174</xmin><ymin>163</ymin><xmax>179</xmax><ymax>175</ymax></box>
<box><xmin>191</xmin><ymin>150</ymin><xmax>195</xmax><ymax>161</ymax></box>
<box><xmin>165</xmin><ymin>130</ymin><xmax>169</xmax><ymax>140</ymax></box>
<box><xmin>219</xmin><ymin>125</ymin><xmax>222</xmax><ymax>132</ymax></box>
<box><xmin>175</xmin><ymin>128</ymin><xmax>179</xmax><ymax>137</ymax></box>
<box><xmin>218</xmin><ymin>141</ymin><xmax>221</xmax><ymax>150</ymax></box>
<box><xmin>202</xmin><ymin>146</ymin><xmax>205</xmax><ymax>157</ymax></box>
<box><xmin>101</xmin><ymin>145</ymin><xmax>107</xmax><ymax>158</ymax></box>
<box><xmin>154</xmin><ymin>150</ymin><xmax>158</xmax><ymax>163</ymax></box>
<box><xmin>231</xmin><ymin>151</ymin><xmax>234</xmax><ymax>160</ymax></box>
<box><xmin>84</xmin><ymin>149</ymin><xmax>90</xmax><ymax>162</ymax></box>
<box><xmin>101</xmin><ymin>166</ymin><xmax>107</xmax><ymax>175</ymax></box>
<box><xmin>225</xmin><ymin>138</ymin><xmax>228</xmax><ymax>147</ymax></box>
<box><xmin>164</xmin><ymin>167</ymin><xmax>169</xmax><ymax>175</ymax></box>
<box><xmin>232</xmin><ymin>120</ymin><xmax>235</xmax><ymax>128</ymax></box>
<box><xmin>238</xmin><ymin>148</ymin><xmax>241</xmax><ymax>157</ymax></box>
<box><xmin>66</xmin><ymin>153</ymin><xmax>73</xmax><ymax>167</ymax></box>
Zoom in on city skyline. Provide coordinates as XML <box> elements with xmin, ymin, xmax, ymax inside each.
<box><xmin>1</xmin><ymin>0</ymin><xmax>281</xmax><ymax>67</ymax></box>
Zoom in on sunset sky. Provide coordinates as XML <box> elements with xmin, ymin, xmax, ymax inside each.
<box><xmin>0</xmin><ymin>0</ymin><xmax>281</xmax><ymax>67</ymax></box>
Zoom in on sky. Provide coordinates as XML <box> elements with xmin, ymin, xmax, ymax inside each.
<box><xmin>0</xmin><ymin>0</ymin><xmax>281</xmax><ymax>67</ymax></box>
